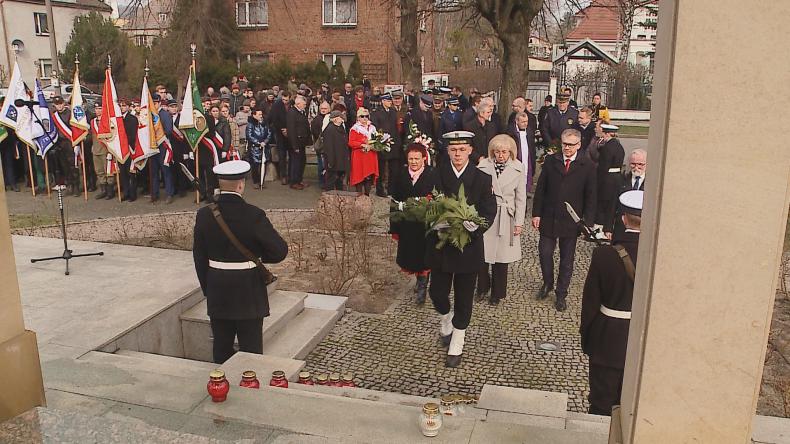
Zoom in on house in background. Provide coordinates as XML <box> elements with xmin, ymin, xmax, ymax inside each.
<box><xmin>119</xmin><ymin>0</ymin><xmax>174</xmax><ymax>47</ymax></box>
<box><xmin>0</xmin><ymin>0</ymin><xmax>113</xmax><ymax>85</ymax></box>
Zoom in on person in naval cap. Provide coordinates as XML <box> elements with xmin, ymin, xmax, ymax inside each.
<box><xmin>594</xmin><ymin>123</ymin><xmax>625</xmax><ymax>237</ymax></box>
<box><xmin>192</xmin><ymin>160</ymin><xmax>288</xmax><ymax>364</ymax></box>
<box><xmin>425</xmin><ymin>131</ymin><xmax>497</xmax><ymax>368</ymax></box>
<box><xmin>580</xmin><ymin>189</ymin><xmax>643</xmax><ymax>416</ymax></box>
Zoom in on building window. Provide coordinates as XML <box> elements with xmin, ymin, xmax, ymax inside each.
<box><xmin>38</xmin><ymin>59</ymin><xmax>53</xmax><ymax>79</ymax></box>
<box><xmin>158</xmin><ymin>13</ymin><xmax>168</xmax><ymax>22</ymax></box>
<box><xmin>134</xmin><ymin>35</ymin><xmax>149</xmax><ymax>46</ymax></box>
<box><xmin>34</xmin><ymin>12</ymin><xmax>49</xmax><ymax>36</ymax></box>
<box><xmin>236</xmin><ymin>1</ymin><xmax>268</xmax><ymax>27</ymax></box>
<box><xmin>322</xmin><ymin>53</ymin><xmax>355</xmax><ymax>72</ymax></box>
<box><xmin>418</xmin><ymin>12</ymin><xmax>427</xmax><ymax>32</ymax></box>
<box><xmin>323</xmin><ymin>0</ymin><xmax>356</xmax><ymax>26</ymax></box>
<box><xmin>243</xmin><ymin>53</ymin><xmax>270</xmax><ymax>64</ymax></box>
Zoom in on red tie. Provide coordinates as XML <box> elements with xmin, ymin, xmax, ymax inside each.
<box><xmin>564</xmin><ymin>158</ymin><xmax>571</xmax><ymax>173</ymax></box>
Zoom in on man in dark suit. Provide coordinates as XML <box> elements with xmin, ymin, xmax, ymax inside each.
<box><xmin>267</xmin><ymin>90</ymin><xmax>291</xmax><ymax>185</ymax></box>
<box><xmin>543</xmin><ymin>93</ymin><xmax>579</xmax><ymax>149</ymax></box>
<box><xmin>507</xmin><ymin>96</ymin><xmax>526</xmax><ymax>128</ymax></box>
<box><xmin>119</xmin><ymin>98</ymin><xmax>138</xmax><ymax>202</ymax></box>
<box><xmin>372</xmin><ymin>92</ymin><xmax>401</xmax><ymax>196</ymax></box>
<box><xmin>508</xmin><ymin>111</ymin><xmax>537</xmax><ymax>192</ymax></box>
<box><xmin>438</xmin><ymin>97</ymin><xmax>463</xmax><ymax>163</ymax></box>
<box><xmin>532</xmin><ymin>128</ymin><xmax>596</xmax><ymax>311</ymax></box>
<box><xmin>595</xmin><ymin>124</ymin><xmax>626</xmax><ymax>235</ymax></box>
<box><xmin>426</xmin><ymin>131</ymin><xmax>497</xmax><ymax>368</ymax></box>
<box><xmin>286</xmin><ymin>95</ymin><xmax>311</xmax><ymax>190</ymax></box>
<box><xmin>406</xmin><ymin>94</ymin><xmax>435</xmax><ymax>144</ymax></box>
<box><xmin>580</xmin><ymin>190</ymin><xmax>642</xmax><ymax>416</ymax></box>
<box><xmin>193</xmin><ymin>160</ymin><xmax>288</xmax><ymax>363</ymax></box>
<box><xmin>613</xmin><ymin>149</ymin><xmax>647</xmax><ymax>237</ymax></box>
<box><xmin>537</xmin><ymin>95</ymin><xmax>553</xmax><ymax>149</ymax></box>
<box><xmin>576</xmin><ymin>107</ymin><xmax>596</xmax><ymax>159</ymax></box>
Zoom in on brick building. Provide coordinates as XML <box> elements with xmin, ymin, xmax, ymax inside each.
<box><xmin>232</xmin><ymin>0</ymin><xmax>436</xmax><ymax>85</ymax></box>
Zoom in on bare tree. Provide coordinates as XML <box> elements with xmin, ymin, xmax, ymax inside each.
<box><xmin>395</xmin><ymin>0</ymin><xmax>422</xmax><ymax>88</ymax></box>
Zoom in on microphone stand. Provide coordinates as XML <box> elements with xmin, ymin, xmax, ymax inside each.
<box><xmin>24</xmin><ymin>101</ymin><xmax>103</xmax><ymax>275</ymax></box>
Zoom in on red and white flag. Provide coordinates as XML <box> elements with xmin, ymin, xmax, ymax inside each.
<box><xmin>69</xmin><ymin>66</ymin><xmax>89</xmax><ymax>146</ymax></box>
<box><xmin>131</xmin><ymin>76</ymin><xmax>167</xmax><ymax>171</ymax></box>
<box><xmin>97</xmin><ymin>67</ymin><xmax>130</xmax><ymax>163</ymax></box>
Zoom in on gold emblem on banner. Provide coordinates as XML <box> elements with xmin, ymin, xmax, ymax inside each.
<box><xmin>193</xmin><ymin>110</ymin><xmax>207</xmax><ymax>131</ymax></box>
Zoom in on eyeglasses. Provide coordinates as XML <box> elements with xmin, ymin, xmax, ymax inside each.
<box><xmin>358</xmin><ymin>115</ymin><xmax>369</xmax><ymax>119</ymax></box>
<box><xmin>630</xmin><ymin>162</ymin><xmax>646</xmax><ymax>167</ymax></box>
<box><xmin>562</xmin><ymin>141</ymin><xmax>580</xmax><ymax>147</ymax></box>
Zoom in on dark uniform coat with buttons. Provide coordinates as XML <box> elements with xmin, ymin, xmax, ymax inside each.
<box><xmin>424</xmin><ymin>162</ymin><xmax>497</xmax><ymax>274</ymax></box>
<box><xmin>595</xmin><ymin>138</ymin><xmax>625</xmax><ymax>231</ymax></box>
<box><xmin>543</xmin><ymin>106</ymin><xmax>579</xmax><ymax>147</ymax></box>
<box><xmin>580</xmin><ymin>231</ymin><xmax>640</xmax><ymax>368</ymax></box>
<box><xmin>532</xmin><ymin>152</ymin><xmax>597</xmax><ymax>239</ymax></box>
<box><xmin>193</xmin><ymin>193</ymin><xmax>289</xmax><ymax>320</ymax></box>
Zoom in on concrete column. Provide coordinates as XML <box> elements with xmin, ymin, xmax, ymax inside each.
<box><xmin>0</xmin><ymin>176</ymin><xmax>45</xmax><ymax>420</ymax></box>
<box><xmin>616</xmin><ymin>1</ymin><xmax>790</xmax><ymax>442</ymax></box>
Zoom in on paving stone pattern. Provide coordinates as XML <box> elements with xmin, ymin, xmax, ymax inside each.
<box><xmin>305</xmin><ymin>207</ymin><xmax>596</xmax><ymax>413</ymax></box>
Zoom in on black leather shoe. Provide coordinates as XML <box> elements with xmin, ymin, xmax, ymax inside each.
<box><xmin>488</xmin><ymin>297</ymin><xmax>501</xmax><ymax>306</ymax></box>
<box><xmin>445</xmin><ymin>354</ymin><xmax>462</xmax><ymax>368</ymax></box>
<box><xmin>440</xmin><ymin>334</ymin><xmax>452</xmax><ymax>348</ymax></box>
<box><xmin>536</xmin><ymin>284</ymin><xmax>552</xmax><ymax>300</ymax></box>
<box><xmin>555</xmin><ymin>296</ymin><xmax>567</xmax><ymax>312</ymax></box>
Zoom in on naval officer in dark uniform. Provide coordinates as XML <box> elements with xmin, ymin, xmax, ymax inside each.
<box><xmin>594</xmin><ymin>124</ymin><xmax>625</xmax><ymax>236</ymax></box>
<box><xmin>580</xmin><ymin>190</ymin><xmax>643</xmax><ymax>416</ymax></box>
<box><xmin>193</xmin><ymin>160</ymin><xmax>288</xmax><ymax>364</ymax></box>
<box><xmin>427</xmin><ymin>131</ymin><xmax>497</xmax><ymax>368</ymax></box>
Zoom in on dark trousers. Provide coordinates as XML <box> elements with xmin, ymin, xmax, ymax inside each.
<box><xmin>52</xmin><ymin>145</ymin><xmax>76</xmax><ymax>186</ymax></box>
<box><xmin>477</xmin><ymin>263</ymin><xmax>509</xmax><ymax>301</ymax></box>
<box><xmin>289</xmin><ymin>146</ymin><xmax>306</xmax><ymax>185</ymax></box>
<box><xmin>250</xmin><ymin>161</ymin><xmax>263</xmax><ymax>186</ymax></box>
<box><xmin>210</xmin><ymin>317</ymin><xmax>264</xmax><ymax>364</ymax></box>
<box><xmin>197</xmin><ymin>146</ymin><xmax>216</xmax><ymax>199</ymax></box>
<box><xmin>324</xmin><ymin>170</ymin><xmax>345</xmax><ymax>191</ymax></box>
<box><xmin>275</xmin><ymin>132</ymin><xmax>289</xmax><ymax>180</ymax></box>
<box><xmin>355</xmin><ymin>175</ymin><xmax>374</xmax><ymax>195</ymax></box>
<box><xmin>538</xmin><ymin>235</ymin><xmax>578</xmax><ymax>297</ymax></box>
<box><xmin>1</xmin><ymin>145</ymin><xmax>16</xmax><ymax>186</ymax></box>
<box><xmin>82</xmin><ymin>141</ymin><xmax>95</xmax><ymax>189</ymax></box>
<box><xmin>150</xmin><ymin>146</ymin><xmax>175</xmax><ymax>199</ymax></box>
<box><xmin>119</xmin><ymin>157</ymin><xmax>137</xmax><ymax>200</ymax></box>
<box><xmin>588</xmin><ymin>364</ymin><xmax>624</xmax><ymax>416</ymax></box>
<box><xmin>429</xmin><ymin>271</ymin><xmax>476</xmax><ymax>329</ymax></box>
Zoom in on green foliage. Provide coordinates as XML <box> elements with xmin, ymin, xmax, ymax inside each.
<box><xmin>197</xmin><ymin>59</ymin><xmax>238</xmax><ymax>91</ymax></box>
<box><xmin>329</xmin><ymin>59</ymin><xmax>346</xmax><ymax>89</ymax></box>
<box><xmin>239</xmin><ymin>58</ymin><xmax>332</xmax><ymax>91</ymax></box>
<box><xmin>313</xmin><ymin>60</ymin><xmax>330</xmax><ymax>83</ymax></box>
<box><xmin>60</xmin><ymin>12</ymin><xmax>130</xmax><ymax>84</ymax></box>
<box><xmin>346</xmin><ymin>54</ymin><xmax>362</xmax><ymax>84</ymax></box>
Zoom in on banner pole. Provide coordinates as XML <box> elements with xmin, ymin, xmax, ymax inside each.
<box><xmin>44</xmin><ymin>156</ymin><xmax>51</xmax><ymax>198</ymax></box>
<box><xmin>80</xmin><ymin>143</ymin><xmax>87</xmax><ymax>201</ymax></box>
<box><xmin>26</xmin><ymin>145</ymin><xmax>36</xmax><ymax>197</ymax></box>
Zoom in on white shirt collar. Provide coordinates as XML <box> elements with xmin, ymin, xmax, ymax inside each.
<box><xmin>625</xmin><ymin>228</ymin><xmax>641</xmax><ymax>233</ymax></box>
<box><xmin>563</xmin><ymin>152</ymin><xmax>578</xmax><ymax>162</ymax></box>
<box><xmin>452</xmin><ymin>162</ymin><xmax>469</xmax><ymax>178</ymax></box>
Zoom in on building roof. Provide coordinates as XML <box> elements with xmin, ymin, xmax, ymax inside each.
<box><xmin>11</xmin><ymin>0</ymin><xmax>113</xmax><ymax>12</ymax></box>
<box><xmin>553</xmin><ymin>38</ymin><xmax>619</xmax><ymax>65</ymax></box>
<box><xmin>567</xmin><ymin>0</ymin><xmax>657</xmax><ymax>42</ymax></box>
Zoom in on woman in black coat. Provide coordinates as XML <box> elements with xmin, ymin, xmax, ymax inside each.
<box><xmin>389</xmin><ymin>143</ymin><xmax>437</xmax><ymax>304</ymax></box>
<box><xmin>321</xmin><ymin>110</ymin><xmax>350</xmax><ymax>190</ymax></box>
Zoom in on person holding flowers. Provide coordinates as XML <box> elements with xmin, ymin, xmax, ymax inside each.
<box><xmin>475</xmin><ymin>135</ymin><xmax>528</xmax><ymax>305</ymax></box>
<box><xmin>348</xmin><ymin>107</ymin><xmax>379</xmax><ymax>195</ymax></box>
<box><xmin>389</xmin><ymin>143</ymin><xmax>438</xmax><ymax>305</ymax></box>
<box><xmin>426</xmin><ymin>130</ymin><xmax>497</xmax><ymax>368</ymax></box>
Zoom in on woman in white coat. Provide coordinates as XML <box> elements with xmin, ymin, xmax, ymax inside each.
<box><xmin>476</xmin><ymin>135</ymin><xmax>528</xmax><ymax>305</ymax></box>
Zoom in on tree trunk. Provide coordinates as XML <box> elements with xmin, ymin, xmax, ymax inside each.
<box><xmin>498</xmin><ymin>33</ymin><xmax>531</xmax><ymax>128</ymax></box>
<box><xmin>397</xmin><ymin>0</ymin><xmax>421</xmax><ymax>88</ymax></box>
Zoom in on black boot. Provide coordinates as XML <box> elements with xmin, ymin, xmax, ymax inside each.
<box><xmin>555</xmin><ymin>294</ymin><xmax>567</xmax><ymax>312</ymax></box>
<box><xmin>105</xmin><ymin>183</ymin><xmax>116</xmax><ymax>200</ymax></box>
<box><xmin>415</xmin><ymin>275</ymin><xmax>428</xmax><ymax>305</ymax></box>
<box><xmin>95</xmin><ymin>184</ymin><xmax>107</xmax><ymax>200</ymax></box>
<box><xmin>536</xmin><ymin>284</ymin><xmax>553</xmax><ymax>300</ymax></box>
<box><xmin>72</xmin><ymin>183</ymin><xmax>81</xmax><ymax>197</ymax></box>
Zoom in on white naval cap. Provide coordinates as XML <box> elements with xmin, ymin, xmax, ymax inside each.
<box><xmin>601</xmin><ymin>123</ymin><xmax>620</xmax><ymax>133</ymax></box>
<box><xmin>442</xmin><ymin>130</ymin><xmax>476</xmax><ymax>145</ymax></box>
<box><xmin>213</xmin><ymin>160</ymin><xmax>251</xmax><ymax>180</ymax></box>
<box><xmin>619</xmin><ymin>190</ymin><xmax>643</xmax><ymax>215</ymax></box>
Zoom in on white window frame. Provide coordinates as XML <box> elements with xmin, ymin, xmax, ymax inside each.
<box><xmin>158</xmin><ymin>13</ymin><xmax>168</xmax><ymax>22</ymax></box>
<box><xmin>38</xmin><ymin>59</ymin><xmax>53</xmax><ymax>79</ymax></box>
<box><xmin>322</xmin><ymin>53</ymin><xmax>355</xmax><ymax>72</ymax></box>
<box><xmin>236</xmin><ymin>0</ymin><xmax>268</xmax><ymax>28</ymax></box>
<box><xmin>34</xmin><ymin>12</ymin><xmax>49</xmax><ymax>36</ymax></box>
<box><xmin>322</xmin><ymin>0</ymin><xmax>357</xmax><ymax>27</ymax></box>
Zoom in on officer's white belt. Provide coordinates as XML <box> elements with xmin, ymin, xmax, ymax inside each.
<box><xmin>607</xmin><ymin>167</ymin><xmax>622</xmax><ymax>173</ymax></box>
<box><xmin>600</xmin><ymin>305</ymin><xmax>631</xmax><ymax>319</ymax></box>
<box><xmin>209</xmin><ymin>260</ymin><xmax>256</xmax><ymax>270</ymax></box>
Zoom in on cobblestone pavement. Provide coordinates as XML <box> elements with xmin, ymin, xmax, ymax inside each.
<box><xmin>305</xmin><ymin>201</ymin><xmax>597</xmax><ymax>413</ymax></box>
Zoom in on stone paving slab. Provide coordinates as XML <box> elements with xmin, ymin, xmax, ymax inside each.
<box><xmin>478</xmin><ymin>384</ymin><xmax>568</xmax><ymax>418</ymax></box>
<box><xmin>468</xmin><ymin>418</ymin><xmax>608</xmax><ymax>444</ymax></box>
<box><xmin>219</xmin><ymin>352</ymin><xmax>305</xmax><ymax>385</ymax></box>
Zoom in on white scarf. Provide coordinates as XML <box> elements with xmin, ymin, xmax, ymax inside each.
<box><xmin>351</xmin><ymin>122</ymin><xmax>376</xmax><ymax>139</ymax></box>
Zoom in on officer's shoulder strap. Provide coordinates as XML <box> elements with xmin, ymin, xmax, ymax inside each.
<box><xmin>209</xmin><ymin>203</ymin><xmax>275</xmax><ymax>285</ymax></box>
<box><xmin>611</xmin><ymin>244</ymin><xmax>636</xmax><ymax>282</ymax></box>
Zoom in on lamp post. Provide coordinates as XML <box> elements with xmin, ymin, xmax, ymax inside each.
<box><xmin>452</xmin><ymin>55</ymin><xmax>459</xmax><ymax>70</ymax></box>
<box><xmin>487</xmin><ymin>55</ymin><xmax>492</xmax><ymax>69</ymax></box>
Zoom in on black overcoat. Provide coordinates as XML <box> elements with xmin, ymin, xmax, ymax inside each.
<box><xmin>372</xmin><ymin>106</ymin><xmax>402</xmax><ymax>161</ymax></box>
<box><xmin>193</xmin><ymin>193</ymin><xmax>289</xmax><ymax>320</ymax></box>
<box><xmin>286</xmin><ymin>107</ymin><xmax>311</xmax><ymax>151</ymax></box>
<box><xmin>580</xmin><ymin>231</ymin><xmax>639</xmax><ymax>368</ymax></box>
<box><xmin>406</xmin><ymin>108</ymin><xmax>435</xmax><ymax>142</ymax></box>
<box><xmin>424</xmin><ymin>163</ymin><xmax>497</xmax><ymax>274</ymax></box>
<box><xmin>532</xmin><ymin>153</ymin><xmax>597</xmax><ymax>238</ymax></box>
<box><xmin>321</xmin><ymin>123</ymin><xmax>350</xmax><ymax>173</ymax></box>
<box><xmin>389</xmin><ymin>167</ymin><xmax>438</xmax><ymax>272</ymax></box>
<box><xmin>464</xmin><ymin>117</ymin><xmax>498</xmax><ymax>162</ymax></box>
<box><xmin>595</xmin><ymin>138</ymin><xmax>625</xmax><ymax>230</ymax></box>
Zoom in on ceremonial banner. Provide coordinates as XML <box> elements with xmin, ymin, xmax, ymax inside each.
<box><xmin>0</xmin><ymin>126</ymin><xmax>7</xmax><ymax>144</ymax></box>
<box><xmin>97</xmin><ymin>67</ymin><xmax>131</xmax><ymax>163</ymax></box>
<box><xmin>69</xmin><ymin>67</ymin><xmax>89</xmax><ymax>146</ymax></box>
<box><xmin>33</xmin><ymin>79</ymin><xmax>57</xmax><ymax>158</ymax></box>
<box><xmin>131</xmin><ymin>77</ymin><xmax>166</xmax><ymax>170</ymax></box>
<box><xmin>177</xmin><ymin>65</ymin><xmax>208</xmax><ymax>150</ymax></box>
<box><xmin>0</xmin><ymin>61</ymin><xmax>25</xmax><ymax>130</ymax></box>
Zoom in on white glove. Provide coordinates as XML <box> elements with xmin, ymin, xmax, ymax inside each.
<box><xmin>397</xmin><ymin>201</ymin><xmax>404</xmax><ymax>211</ymax></box>
<box><xmin>432</xmin><ymin>222</ymin><xmax>450</xmax><ymax>231</ymax></box>
<box><xmin>106</xmin><ymin>153</ymin><xmax>113</xmax><ymax>161</ymax></box>
<box><xmin>73</xmin><ymin>146</ymin><xmax>81</xmax><ymax>157</ymax></box>
<box><xmin>463</xmin><ymin>221</ymin><xmax>479</xmax><ymax>232</ymax></box>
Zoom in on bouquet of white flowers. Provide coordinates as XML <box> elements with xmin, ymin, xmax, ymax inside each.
<box><xmin>367</xmin><ymin>130</ymin><xmax>393</xmax><ymax>153</ymax></box>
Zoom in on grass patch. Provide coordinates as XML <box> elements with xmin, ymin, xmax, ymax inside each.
<box><xmin>9</xmin><ymin>213</ymin><xmax>58</xmax><ymax>230</ymax></box>
<box><xmin>618</xmin><ymin>125</ymin><xmax>650</xmax><ymax>137</ymax></box>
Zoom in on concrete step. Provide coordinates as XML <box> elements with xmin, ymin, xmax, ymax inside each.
<box><xmin>264</xmin><ymin>307</ymin><xmax>342</xmax><ymax>360</ymax></box>
<box><xmin>79</xmin><ymin>351</ymin><xmax>218</xmax><ymax>379</ymax></box>
<box><xmin>218</xmin><ymin>351</ymin><xmax>305</xmax><ymax>385</ymax></box>
<box><xmin>181</xmin><ymin>289</ymin><xmax>307</xmax><ymax>362</ymax></box>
